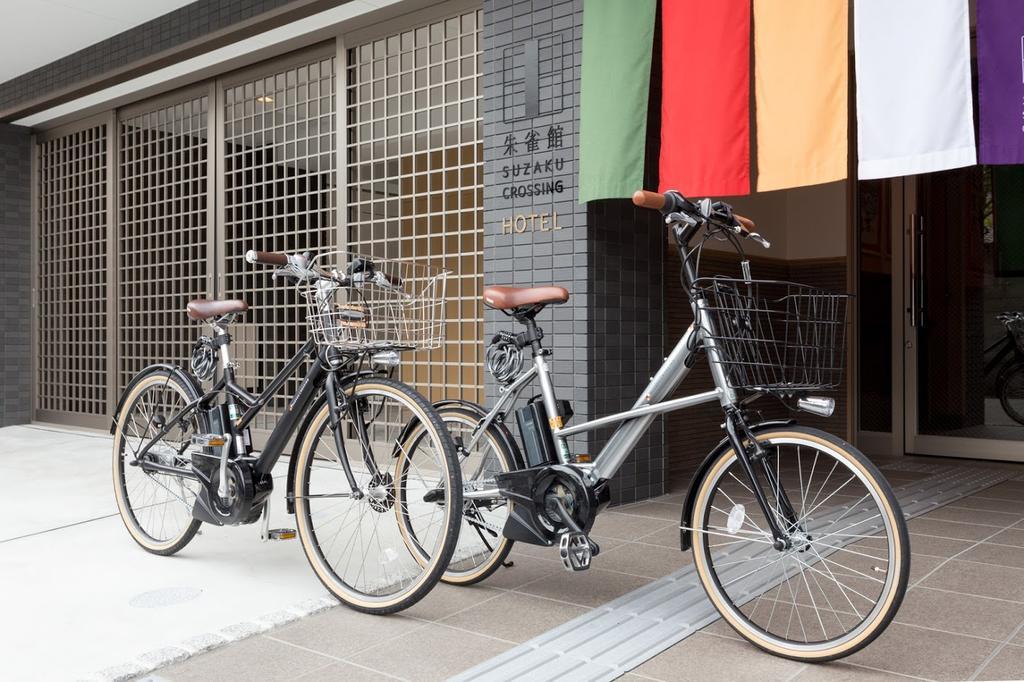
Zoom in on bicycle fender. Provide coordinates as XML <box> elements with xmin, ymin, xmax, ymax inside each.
<box><xmin>284</xmin><ymin>368</ymin><xmax>385</xmax><ymax>514</ymax></box>
<box><xmin>109</xmin><ymin>363</ymin><xmax>202</xmax><ymax>434</ymax></box>
<box><xmin>678</xmin><ymin>419</ymin><xmax>795</xmax><ymax>551</ymax></box>
<box><xmin>431</xmin><ymin>399</ymin><xmax>527</xmax><ymax>472</ymax></box>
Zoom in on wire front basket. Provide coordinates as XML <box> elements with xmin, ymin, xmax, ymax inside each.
<box><xmin>302</xmin><ymin>251</ymin><xmax>449</xmax><ymax>352</ymax></box>
<box><xmin>692</xmin><ymin>277</ymin><xmax>851</xmax><ymax>394</ymax></box>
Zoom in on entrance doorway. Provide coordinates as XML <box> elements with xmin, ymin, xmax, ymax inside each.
<box><xmin>857</xmin><ymin>169</ymin><xmax>1024</xmax><ymax>462</ymax></box>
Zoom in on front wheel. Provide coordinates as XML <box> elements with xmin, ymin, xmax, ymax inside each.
<box><xmin>690</xmin><ymin>427</ymin><xmax>909</xmax><ymax>662</ymax></box>
<box><xmin>293</xmin><ymin>377</ymin><xmax>462</xmax><ymax>614</ymax></box>
<box><xmin>997</xmin><ymin>362</ymin><xmax>1024</xmax><ymax>425</ymax></box>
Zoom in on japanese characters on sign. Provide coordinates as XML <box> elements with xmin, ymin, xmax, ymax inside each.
<box><xmin>499</xmin><ymin>125</ymin><xmax>567</xmax><ymax>201</ymax></box>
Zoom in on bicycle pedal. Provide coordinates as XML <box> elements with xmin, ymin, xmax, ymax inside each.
<box><xmin>559</xmin><ymin>532</ymin><xmax>597</xmax><ymax>572</ymax></box>
<box><xmin>265</xmin><ymin>528</ymin><xmax>296</xmax><ymax>540</ymax></box>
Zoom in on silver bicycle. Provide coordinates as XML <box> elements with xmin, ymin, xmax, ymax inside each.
<box><xmin>425</xmin><ymin>189</ymin><xmax>910</xmax><ymax>661</ymax></box>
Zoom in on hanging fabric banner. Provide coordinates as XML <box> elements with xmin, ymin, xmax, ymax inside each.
<box><xmin>854</xmin><ymin>0</ymin><xmax>976</xmax><ymax>179</ymax></box>
<box><xmin>578</xmin><ymin>0</ymin><xmax>657</xmax><ymax>202</ymax></box>
<box><xmin>754</xmin><ymin>0</ymin><xmax>847</xmax><ymax>192</ymax></box>
<box><xmin>978</xmin><ymin>0</ymin><xmax>1024</xmax><ymax>164</ymax></box>
<box><xmin>659</xmin><ymin>0</ymin><xmax>750</xmax><ymax>196</ymax></box>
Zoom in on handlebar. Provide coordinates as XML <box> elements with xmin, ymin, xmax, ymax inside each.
<box><xmin>631</xmin><ymin>189</ymin><xmax>768</xmax><ymax>249</ymax></box>
<box><xmin>243</xmin><ymin>249</ymin><xmax>405</xmax><ymax>292</ymax></box>
<box><xmin>245</xmin><ymin>250</ymin><xmax>295</xmax><ymax>267</ymax></box>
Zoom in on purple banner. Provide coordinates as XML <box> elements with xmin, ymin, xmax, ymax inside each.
<box><xmin>978</xmin><ymin>0</ymin><xmax>1024</xmax><ymax>164</ymax></box>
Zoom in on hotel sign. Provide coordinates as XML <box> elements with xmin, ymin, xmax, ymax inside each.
<box><xmin>495</xmin><ymin>32</ymin><xmax>574</xmax><ymax>238</ymax></box>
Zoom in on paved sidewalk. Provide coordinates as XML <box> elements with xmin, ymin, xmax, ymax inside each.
<box><xmin>0</xmin><ymin>425</ymin><xmax>335</xmax><ymax>681</ymax></box>
<box><xmin>151</xmin><ymin>463</ymin><xmax>1024</xmax><ymax>682</ymax></box>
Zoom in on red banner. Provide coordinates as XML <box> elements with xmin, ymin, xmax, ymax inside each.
<box><xmin>659</xmin><ymin>0</ymin><xmax>750</xmax><ymax>196</ymax></box>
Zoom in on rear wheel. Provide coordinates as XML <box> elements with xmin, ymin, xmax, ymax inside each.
<box><xmin>294</xmin><ymin>378</ymin><xmax>462</xmax><ymax>614</ymax></box>
<box><xmin>407</xmin><ymin>406</ymin><xmax>515</xmax><ymax>585</ymax></box>
<box><xmin>690</xmin><ymin>427</ymin><xmax>909</xmax><ymax>662</ymax></box>
<box><xmin>112</xmin><ymin>369</ymin><xmax>205</xmax><ymax>556</ymax></box>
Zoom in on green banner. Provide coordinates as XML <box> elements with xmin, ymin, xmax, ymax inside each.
<box><xmin>578</xmin><ymin>0</ymin><xmax>657</xmax><ymax>203</ymax></box>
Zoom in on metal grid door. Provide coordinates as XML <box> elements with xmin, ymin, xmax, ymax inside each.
<box><xmin>35</xmin><ymin>123</ymin><xmax>111</xmax><ymax>427</ymax></box>
<box><xmin>345</xmin><ymin>9</ymin><xmax>484</xmax><ymax>404</ymax></box>
<box><xmin>221</xmin><ymin>49</ymin><xmax>337</xmax><ymax>432</ymax></box>
<box><xmin>118</xmin><ymin>91</ymin><xmax>213</xmax><ymax>391</ymax></box>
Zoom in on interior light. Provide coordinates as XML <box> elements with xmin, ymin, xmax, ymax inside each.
<box><xmin>256</xmin><ymin>95</ymin><xmax>274</xmax><ymax>104</ymax></box>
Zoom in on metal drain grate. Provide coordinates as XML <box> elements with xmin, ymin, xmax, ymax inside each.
<box><xmin>451</xmin><ymin>464</ymin><xmax>1015</xmax><ymax>682</ymax></box>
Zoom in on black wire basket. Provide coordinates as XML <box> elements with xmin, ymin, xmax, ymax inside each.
<box><xmin>691</xmin><ymin>277</ymin><xmax>851</xmax><ymax>394</ymax></box>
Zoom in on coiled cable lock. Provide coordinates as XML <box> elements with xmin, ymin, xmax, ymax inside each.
<box><xmin>486</xmin><ymin>330</ymin><xmax>524</xmax><ymax>385</ymax></box>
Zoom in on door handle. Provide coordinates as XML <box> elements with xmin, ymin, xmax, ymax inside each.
<box><xmin>909</xmin><ymin>214</ymin><xmax>925</xmax><ymax>328</ymax></box>
<box><xmin>916</xmin><ymin>215</ymin><xmax>925</xmax><ymax>328</ymax></box>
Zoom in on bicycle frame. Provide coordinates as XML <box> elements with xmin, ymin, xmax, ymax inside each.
<box><xmin>467</xmin><ymin>319</ymin><xmax>722</xmax><ymax>477</ymax></box>
<box><xmin>129</xmin><ymin>332</ymin><xmax>375</xmax><ymax>489</ymax></box>
<box><xmin>465</xmin><ymin>219</ymin><xmax>808</xmax><ymax>544</ymax></box>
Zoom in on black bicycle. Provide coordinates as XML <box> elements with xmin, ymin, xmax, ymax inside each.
<box><xmin>111</xmin><ymin>250</ymin><xmax>462</xmax><ymax>614</ymax></box>
<box><xmin>985</xmin><ymin>312</ymin><xmax>1024</xmax><ymax>425</ymax></box>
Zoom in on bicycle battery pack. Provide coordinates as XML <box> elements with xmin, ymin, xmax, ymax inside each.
<box><xmin>515</xmin><ymin>398</ymin><xmax>573</xmax><ymax>467</ymax></box>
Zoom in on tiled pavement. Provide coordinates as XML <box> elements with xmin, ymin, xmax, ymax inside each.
<box><xmin>151</xmin><ymin>462</ymin><xmax>1024</xmax><ymax>682</ymax></box>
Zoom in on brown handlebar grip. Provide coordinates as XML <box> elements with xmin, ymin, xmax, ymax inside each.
<box><xmin>632</xmin><ymin>190</ymin><xmax>666</xmax><ymax>210</ymax></box>
<box><xmin>245</xmin><ymin>250</ymin><xmax>289</xmax><ymax>266</ymax></box>
<box><xmin>735</xmin><ymin>214</ymin><xmax>756</xmax><ymax>231</ymax></box>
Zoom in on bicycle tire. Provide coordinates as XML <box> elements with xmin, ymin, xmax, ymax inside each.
<box><xmin>112</xmin><ymin>367</ymin><xmax>206</xmax><ymax>556</ymax></box>
<box><xmin>400</xmin><ymin>405</ymin><xmax>516</xmax><ymax>586</ymax></box>
<box><xmin>293</xmin><ymin>377</ymin><xmax>463</xmax><ymax>614</ymax></box>
<box><xmin>690</xmin><ymin>426</ymin><xmax>910</xmax><ymax>662</ymax></box>
<box><xmin>997</xmin><ymin>362</ymin><xmax>1024</xmax><ymax>426</ymax></box>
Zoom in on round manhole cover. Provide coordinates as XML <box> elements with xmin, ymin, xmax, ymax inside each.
<box><xmin>129</xmin><ymin>587</ymin><xmax>203</xmax><ymax>608</ymax></box>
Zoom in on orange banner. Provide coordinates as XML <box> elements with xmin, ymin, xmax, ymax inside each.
<box><xmin>754</xmin><ymin>0</ymin><xmax>848</xmax><ymax>191</ymax></box>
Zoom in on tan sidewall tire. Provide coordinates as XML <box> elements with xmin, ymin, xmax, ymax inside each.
<box><xmin>690</xmin><ymin>429</ymin><xmax>908</xmax><ymax>662</ymax></box>
<box><xmin>112</xmin><ymin>372</ymin><xmax>203</xmax><ymax>555</ymax></box>
<box><xmin>294</xmin><ymin>380</ymin><xmax>461</xmax><ymax>613</ymax></box>
<box><xmin>430</xmin><ymin>408</ymin><xmax>514</xmax><ymax>586</ymax></box>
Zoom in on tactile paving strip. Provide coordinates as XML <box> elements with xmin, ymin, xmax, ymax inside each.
<box><xmin>451</xmin><ymin>464</ymin><xmax>1015</xmax><ymax>682</ymax></box>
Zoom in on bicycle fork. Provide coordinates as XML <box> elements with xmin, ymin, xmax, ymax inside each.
<box><xmin>723</xmin><ymin>410</ymin><xmax>802</xmax><ymax>550</ymax></box>
<box><xmin>323</xmin><ymin>372</ymin><xmax>381</xmax><ymax>498</ymax></box>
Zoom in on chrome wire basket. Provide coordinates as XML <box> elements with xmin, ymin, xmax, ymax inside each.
<box><xmin>301</xmin><ymin>251</ymin><xmax>449</xmax><ymax>351</ymax></box>
<box><xmin>692</xmin><ymin>277</ymin><xmax>851</xmax><ymax>394</ymax></box>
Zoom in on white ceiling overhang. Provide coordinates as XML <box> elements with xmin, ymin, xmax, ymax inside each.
<box><xmin>0</xmin><ymin>0</ymin><xmax>200</xmax><ymax>84</ymax></box>
<box><xmin>10</xmin><ymin>0</ymin><xmax>405</xmax><ymax>128</ymax></box>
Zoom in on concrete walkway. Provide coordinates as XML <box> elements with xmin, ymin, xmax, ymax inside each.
<box><xmin>0</xmin><ymin>425</ymin><xmax>338</xmax><ymax>681</ymax></box>
<box><xmin>4</xmin><ymin>424</ymin><xmax>1024</xmax><ymax>681</ymax></box>
<box><xmin>150</xmin><ymin>458</ymin><xmax>1024</xmax><ymax>682</ymax></box>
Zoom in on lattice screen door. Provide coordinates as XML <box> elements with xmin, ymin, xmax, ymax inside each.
<box><xmin>35</xmin><ymin>123</ymin><xmax>111</xmax><ymax>428</ymax></box>
<box><xmin>35</xmin><ymin>19</ymin><xmax>482</xmax><ymax>428</ymax></box>
<box><xmin>221</xmin><ymin>49</ymin><xmax>337</xmax><ymax>434</ymax></box>
<box><xmin>118</xmin><ymin>89</ymin><xmax>214</xmax><ymax>394</ymax></box>
<box><xmin>345</xmin><ymin>9</ymin><xmax>484</xmax><ymax>404</ymax></box>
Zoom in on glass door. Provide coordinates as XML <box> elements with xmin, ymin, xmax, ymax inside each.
<box><xmin>904</xmin><ymin>168</ymin><xmax>1024</xmax><ymax>462</ymax></box>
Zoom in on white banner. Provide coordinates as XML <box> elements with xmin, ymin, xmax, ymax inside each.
<box><xmin>855</xmin><ymin>0</ymin><xmax>976</xmax><ymax>179</ymax></box>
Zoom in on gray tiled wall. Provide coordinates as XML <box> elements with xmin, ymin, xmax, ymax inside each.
<box><xmin>482</xmin><ymin>0</ymin><xmax>665</xmax><ymax>504</ymax></box>
<box><xmin>0</xmin><ymin>124</ymin><xmax>32</xmax><ymax>426</ymax></box>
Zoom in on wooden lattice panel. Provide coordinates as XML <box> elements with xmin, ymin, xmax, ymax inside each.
<box><xmin>118</xmin><ymin>96</ymin><xmax>210</xmax><ymax>389</ymax></box>
<box><xmin>36</xmin><ymin>125</ymin><xmax>109</xmax><ymax>418</ymax></box>
<box><xmin>346</xmin><ymin>10</ymin><xmax>484</xmax><ymax>403</ymax></box>
<box><xmin>222</xmin><ymin>55</ymin><xmax>337</xmax><ymax>431</ymax></box>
